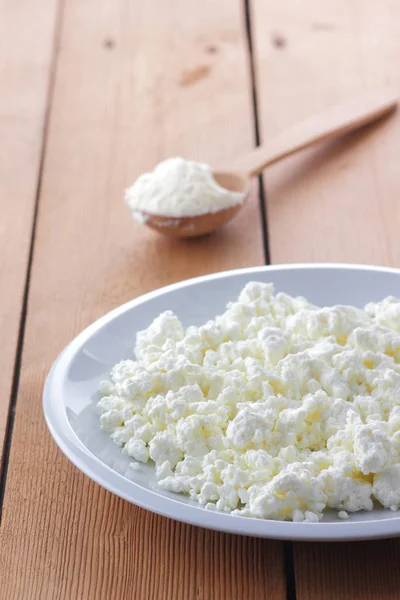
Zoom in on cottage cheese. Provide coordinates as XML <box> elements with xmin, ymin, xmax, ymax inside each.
<box><xmin>98</xmin><ymin>283</ymin><xmax>400</xmax><ymax>522</ymax></box>
<box><xmin>124</xmin><ymin>157</ymin><xmax>245</xmax><ymax>220</ymax></box>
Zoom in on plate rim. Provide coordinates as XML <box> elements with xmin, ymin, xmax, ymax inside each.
<box><xmin>43</xmin><ymin>262</ymin><xmax>400</xmax><ymax>541</ymax></box>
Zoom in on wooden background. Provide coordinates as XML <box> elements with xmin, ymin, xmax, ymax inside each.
<box><xmin>1</xmin><ymin>0</ymin><xmax>400</xmax><ymax>597</ymax></box>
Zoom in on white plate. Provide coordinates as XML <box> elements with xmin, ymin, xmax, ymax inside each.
<box><xmin>44</xmin><ymin>263</ymin><xmax>400</xmax><ymax>541</ymax></box>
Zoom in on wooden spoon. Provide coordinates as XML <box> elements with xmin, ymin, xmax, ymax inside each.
<box><xmin>138</xmin><ymin>90</ymin><xmax>397</xmax><ymax>238</ymax></box>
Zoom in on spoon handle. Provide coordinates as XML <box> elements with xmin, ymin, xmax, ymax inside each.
<box><xmin>229</xmin><ymin>90</ymin><xmax>397</xmax><ymax>178</ymax></box>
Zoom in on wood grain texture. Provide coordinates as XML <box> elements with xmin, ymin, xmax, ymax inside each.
<box><xmin>295</xmin><ymin>540</ymin><xmax>400</xmax><ymax>600</ymax></box>
<box><xmin>252</xmin><ymin>0</ymin><xmax>400</xmax><ymax>598</ymax></box>
<box><xmin>0</xmin><ymin>0</ymin><xmax>59</xmax><ymax>463</ymax></box>
<box><xmin>0</xmin><ymin>0</ymin><xmax>285</xmax><ymax>598</ymax></box>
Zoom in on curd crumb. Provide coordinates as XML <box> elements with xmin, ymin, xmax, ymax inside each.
<box><xmin>338</xmin><ymin>511</ymin><xmax>349</xmax><ymax>519</ymax></box>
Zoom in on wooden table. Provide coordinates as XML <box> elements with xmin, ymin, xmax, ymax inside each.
<box><xmin>1</xmin><ymin>0</ymin><xmax>400</xmax><ymax>597</ymax></box>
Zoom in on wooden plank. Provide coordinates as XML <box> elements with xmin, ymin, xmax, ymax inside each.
<box><xmin>0</xmin><ymin>1</ymin><xmax>285</xmax><ymax>598</ymax></box>
<box><xmin>252</xmin><ymin>0</ymin><xmax>400</xmax><ymax>598</ymax></box>
<box><xmin>252</xmin><ymin>0</ymin><xmax>398</xmax><ymax>266</ymax></box>
<box><xmin>0</xmin><ymin>0</ymin><xmax>59</xmax><ymax>464</ymax></box>
<box><xmin>295</xmin><ymin>540</ymin><xmax>400</xmax><ymax>600</ymax></box>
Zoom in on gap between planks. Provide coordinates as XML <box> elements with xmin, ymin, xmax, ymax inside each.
<box><xmin>245</xmin><ymin>4</ymin><xmax>297</xmax><ymax>600</ymax></box>
<box><xmin>0</xmin><ymin>0</ymin><xmax>66</xmax><ymax>518</ymax></box>
<box><xmin>244</xmin><ymin>0</ymin><xmax>271</xmax><ymax>265</ymax></box>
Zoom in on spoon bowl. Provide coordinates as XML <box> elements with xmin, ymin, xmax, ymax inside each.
<box><xmin>134</xmin><ymin>90</ymin><xmax>397</xmax><ymax>239</ymax></box>
<box><xmin>138</xmin><ymin>172</ymin><xmax>250</xmax><ymax>238</ymax></box>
